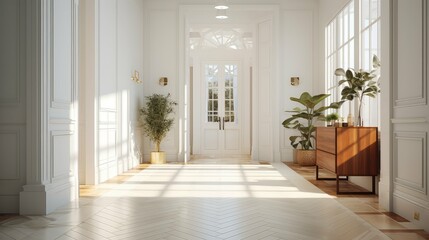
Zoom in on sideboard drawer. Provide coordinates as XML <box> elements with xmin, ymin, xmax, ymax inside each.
<box><xmin>316</xmin><ymin>150</ymin><xmax>336</xmax><ymax>173</ymax></box>
<box><xmin>316</xmin><ymin>127</ymin><xmax>336</xmax><ymax>154</ymax></box>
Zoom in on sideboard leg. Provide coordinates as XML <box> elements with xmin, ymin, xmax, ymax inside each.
<box><xmin>336</xmin><ymin>175</ymin><xmax>339</xmax><ymax>194</ymax></box>
<box><xmin>316</xmin><ymin>165</ymin><xmax>319</xmax><ymax>180</ymax></box>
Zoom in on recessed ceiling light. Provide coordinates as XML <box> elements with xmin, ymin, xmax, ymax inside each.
<box><xmin>215</xmin><ymin>9</ymin><xmax>228</xmax><ymax>19</ymax></box>
<box><xmin>215</xmin><ymin>0</ymin><xmax>229</xmax><ymax>10</ymax></box>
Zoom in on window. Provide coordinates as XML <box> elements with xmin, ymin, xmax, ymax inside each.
<box><xmin>360</xmin><ymin>0</ymin><xmax>381</xmax><ymax>126</ymax></box>
<box><xmin>325</xmin><ymin>1</ymin><xmax>355</xmax><ymax>118</ymax></box>
<box><xmin>190</xmin><ymin>28</ymin><xmax>253</xmax><ymax>50</ymax></box>
<box><xmin>325</xmin><ymin>0</ymin><xmax>380</xmax><ymax>126</ymax></box>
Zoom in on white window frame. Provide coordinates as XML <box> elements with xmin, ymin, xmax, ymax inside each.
<box><xmin>325</xmin><ymin>0</ymin><xmax>381</xmax><ymax>127</ymax></box>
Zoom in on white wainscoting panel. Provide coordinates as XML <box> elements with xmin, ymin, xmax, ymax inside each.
<box><xmin>0</xmin><ymin>0</ymin><xmax>20</xmax><ymax>104</ymax></box>
<box><xmin>50</xmin><ymin>131</ymin><xmax>73</xmax><ymax>182</ymax></box>
<box><xmin>98</xmin><ymin>109</ymin><xmax>117</xmax><ymax>183</ymax></box>
<box><xmin>0</xmin><ymin>130</ymin><xmax>20</xmax><ymax>180</ymax></box>
<box><xmin>393</xmin><ymin>132</ymin><xmax>426</xmax><ymax>194</ymax></box>
<box><xmin>394</xmin><ymin>0</ymin><xmax>426</xmax><ymax>107</ymax></box>
<box><xmin>51</xmin><ymin>0</ymin><xmax>72</xmax><ymax>109</ymax></box>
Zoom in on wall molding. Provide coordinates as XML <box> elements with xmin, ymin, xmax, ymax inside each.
<box><xmin>391</xmin><ymin>117</ymin><xmax>427</xmax><ymax>124</ymax></box>
<box><xmin>0</xmin><ymin>0</ymin><xmax>21</xmax><ymax>106</ymax></box>
<box><xmin>393</xmin><ymin>0</ymin><xmax>428</xmax><ymax>108</ymax></box>
<box><xmin>50</xmin><ymin>130</ymin><xmax>74</xmax><ymax>183</ymax></box>
<box><xmin>49</xmin><ymin>0</ymin><xmax>75</xmax><ymax>110</ymax></box>
<box><xmin>393</xmin><ymin>131</ymin><xmax>427</xmax><ymax>195</ymax></box>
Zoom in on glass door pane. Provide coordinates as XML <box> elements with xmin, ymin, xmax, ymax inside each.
<box><xmin>224</xmin><ymin>64</ymin><xmax>237</xmax><ymax>123</ymax></box>
<box><xmin>205</xmin><ymin>64</ymin><xmax>219</xmax><ymax>122</ymax></box>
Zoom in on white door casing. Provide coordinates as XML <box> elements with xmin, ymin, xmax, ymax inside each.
<box><xmin>179</xmin><ymin>5</ymin><xmax>280</xmax><ymax>163</ymax></box>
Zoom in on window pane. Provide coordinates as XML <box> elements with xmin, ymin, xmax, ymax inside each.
<box><xmin>370</xmin><ymin>0</ymin><xmax>379</xmax><ymax>23</ymax></box>
<box><xmin>206</xmin><ymin>64</ymin><xmax>219</xmax><ymax>122</ymax></box>
<box><xmin>362</xmin><ymin>0</ymin><xmax>370</xmax><ymax>29</ymax></box>
<box><xmin>325</xmin><ymin>1</ymin><xmax>355</xmax><ymax>118</ymax></box>
<box><xmin>349</xmin><ymin>39</ymin><xmax>355</xmax><ymax>67</ymax></box>
<box><xmin>339</xmin><ymin>12</ymin><xmax>344</xmax><ymax>46</ymax></box>
<box><xmin>224</xmin><ymin>64</ymin><xmax>238</xmax><ymax>123</ymax></box>
<box><xmin>362</xmin><ymin>29</ymin><xmax>370</xmax><ymax>70</ymax></box>
<box><xmin>344</xmin><ymin>6</ymin><xmax>349</xmax><ymax>41</ymax></box>
<box><xmin>371</xmin><ymin>23</ymin><xmax>378</xmax><ymax>59</ymax></box>
<box><xmin>349</xmin><ymin>3</ymin><xmax>355</xmax><ymax>39</ymax></box>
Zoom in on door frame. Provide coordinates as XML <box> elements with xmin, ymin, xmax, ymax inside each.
<box><xmin>178</xmin><ymin>5</ymin><xmax>280</xmax><ymax>164</ymax></box>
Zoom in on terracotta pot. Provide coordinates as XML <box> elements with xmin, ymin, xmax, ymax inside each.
<box><xmin>296</xmin><ymin>149</ymin><xmax>316</xmax><ymax>166</ymax></box>
<box><xmin>151</xmin><ymin>151</ymin><xmax>166</xmax><ymax>164</ymax></box>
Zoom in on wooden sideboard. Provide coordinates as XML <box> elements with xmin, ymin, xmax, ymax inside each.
<box><xmin>315</xmin><ymin>127</ymin><xmax>379</xmax><ymax>194</ymax></box>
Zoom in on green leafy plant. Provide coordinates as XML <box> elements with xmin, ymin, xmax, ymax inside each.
<box><xmin>282</xmin><ymin>92</ymin><xmax>343</xmax><ymax>150</ymax></box>
<box><xmin>335</xmin><ymin>55</ymin><xmax>381</xmax><ymax>126</ymax></box>
<box><xmin>325</xmin><ymin>113</ymin><xmax>339</xmax><ymax>126</ymax></box>
<box><xmin>140</xmin><ymin>94</ymin><xmax>177</xmax><ymax>152</ymax></box>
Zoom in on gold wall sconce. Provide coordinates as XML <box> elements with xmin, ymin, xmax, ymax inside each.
<box><xmin>291</xmin><ymin>77</ymin><xmax>300</xmax><ymax>86</ymax></box>
<box><xmin>131</xmin><ymin>70</ymin><xmax>142</xmax><ymax>84</ymax></box>
<box><xmin>159</xmin><ymin>77</ymin><xmax>168</xmax><ymax>86</ymax></box>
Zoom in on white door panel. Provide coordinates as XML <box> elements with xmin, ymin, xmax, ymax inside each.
<box><xmin>204</xmin><ymin>129</ymin><xmax>219</xmax><ymax>150</ymax></box>
<box><xmin>224</xmin><ymin>130</ymin><xmax>240</xmax><ymax>150</ymax></box>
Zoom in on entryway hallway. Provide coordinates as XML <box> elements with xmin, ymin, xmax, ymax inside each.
<box><xmin>0</xmin><ymin>162</ymin><xmax>388</xmax><ymax>239</ymax></box>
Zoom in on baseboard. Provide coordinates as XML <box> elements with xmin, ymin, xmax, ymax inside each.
<box><xmin>393</xmin><ymin>194</ymin><xmax>429</xmax><ymax>232</ymax></box>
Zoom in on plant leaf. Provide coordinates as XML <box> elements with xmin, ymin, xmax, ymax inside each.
<box><xmin>335</xmin><ymin>68</ymin><xmax>346</xmax><ymax>76</ymax></box>
<box><xmin>373</xmin><ymin>55</ymin><xmax>381</xmax><ymax>68</ymax></box>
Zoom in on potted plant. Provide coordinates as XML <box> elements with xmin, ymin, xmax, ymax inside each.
<box><xmin>325</xmin><ymin>113</ymin><xmax>339</xmax><ymax>127</ymax></box>
<box><xmin>282</xmin><ymin>92</ymin><xmax>343</xmax><ymax>165</ymax></box>
<box><xmin>335</xmin><ymin>55</ymin><xmax>381</xmax><ymax>126</ymax></box>
<box><xmin>140</xmin><ymin>93</ymin><xmax>177</xmax><ymax>164</ymax></box>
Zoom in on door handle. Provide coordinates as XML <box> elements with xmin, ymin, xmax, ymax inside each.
<box><xmin>218</xmin><ymin>118</ymin><xmax>221</xmax><ymax>130</ymax></box>
<box><xmin>222</xmin><ymin>117</ymin><xmax>225</xmax><ymax>130</ymax></box>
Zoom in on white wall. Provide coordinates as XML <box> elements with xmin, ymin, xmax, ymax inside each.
<box><xmin>143</xmin><ymin>0</ymin><xmax>318</xmax><ymax>162</ymax></box>
<box><xmin>142</xmin><ymin>4</ymin><xmax>179</xmax><ymax>162</ymax></box>
<box><xmin>280</xmin><ymin>8</ymin><xmax>318</xmax><ymax>161</ymax></box>
<box><xmin>79</xmin><ymin>0</ymin><xmax>144</xmax><ymax>184</ymax></box>
<box><xmin>0</xmin><ymin>0</ymin><xmax>27</xmax><ymax>213</ymax></box>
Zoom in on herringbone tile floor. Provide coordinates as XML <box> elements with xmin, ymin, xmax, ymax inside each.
<box><xmin>0</xmin><ymin>163</ymin><xmax>390</xmax><ymax>240</ymax></box>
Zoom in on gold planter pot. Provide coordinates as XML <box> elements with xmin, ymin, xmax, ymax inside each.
<box><xmin>151</xmin><ymin>151</ymin><xmax>166</xmax><ymax>164</ymax></box>
<box><xmin>296</xmin><ymin>149</ymin><xmax>316</xmax><ymax>166</ymax></box>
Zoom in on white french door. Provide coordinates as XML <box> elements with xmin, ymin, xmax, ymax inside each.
<box><xmin>200</xmin><ymin>62</ymin><xmax>243</xmax><ymax>155</ymax></box>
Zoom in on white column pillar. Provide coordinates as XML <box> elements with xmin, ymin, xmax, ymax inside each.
<box><xmin>20</xmin><ymin>0</ymin><xmax>80</xmax><ymax>215</ymax></box>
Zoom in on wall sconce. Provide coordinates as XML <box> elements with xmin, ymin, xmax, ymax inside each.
<box><xmin>291</xmin><ymin>77</ymin><xmax>300</xmax><ymax>86</ymax></box>
<box><xmin>159</xmin><ymin>77</ymin><xmax>168</xmax><ymax>86</ymax></box>
<box><xmin>131</xmin><ymin>70</ymin><xmax>142</xmax><ymax>84</ymax></box>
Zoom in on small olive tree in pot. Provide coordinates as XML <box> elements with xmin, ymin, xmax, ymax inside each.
<box><xmin>282</xmin><ymin>92</ymin><xmax>343</xmax><ymax>165</ymax></box>
<box><xmin>140</xmin><ymin>94</ymin><xmax>177</xmax><ymax>164</ymax></box>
